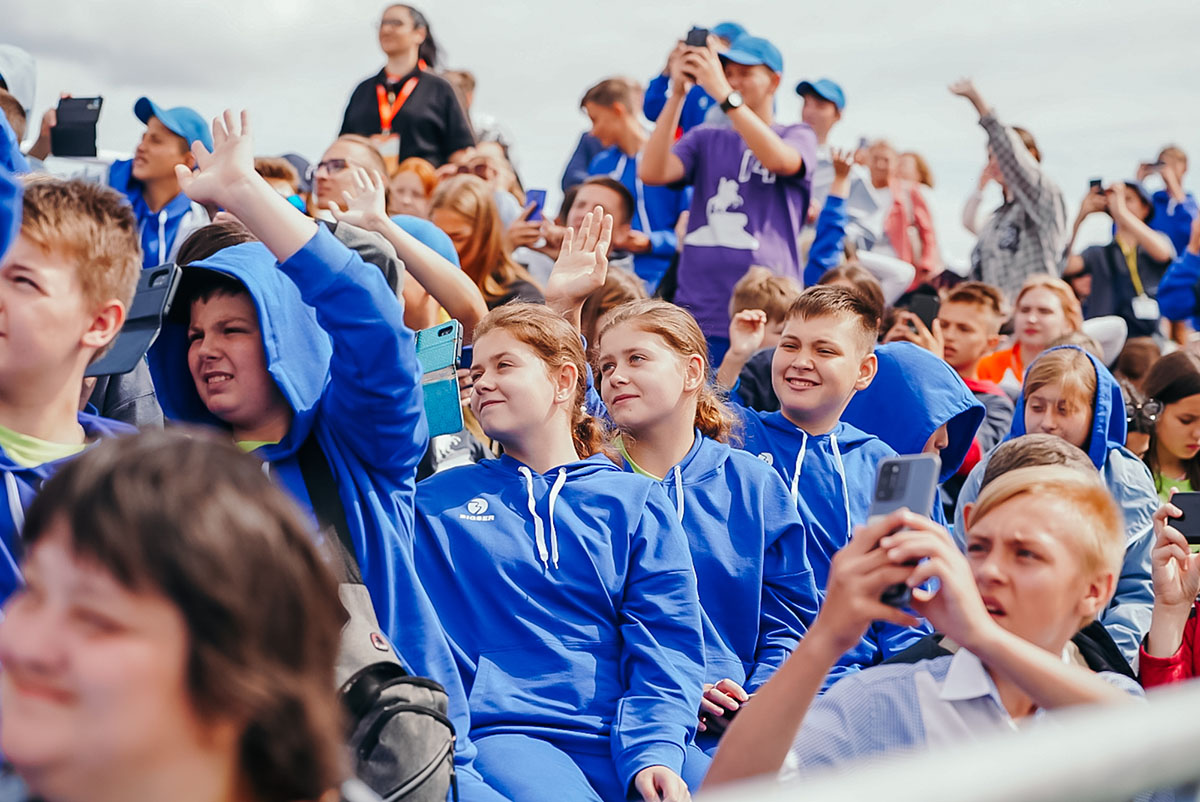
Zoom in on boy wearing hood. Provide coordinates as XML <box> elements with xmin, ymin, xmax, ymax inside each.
<box><xmin>953</xmin><ymin>345</ymin><xmax>1157</xmax><ymax>665</ymax></box>
<box><xmin>731</xmin><ymin>286</ymin><xmax>930</xmax><ymax>676</ymax></box>
<box><xmin>151</xmin><ymin>110</ymin><xmax>506</xmax><ymax>802</ymax></box>
<box><xmin>0</xmin><ymin>176</ymin><xmax>141</xmax><ymax>602</ymax></box>
<box><xmin>108</xmin><ymin>97</ymin><xmax>212</xmax><ymax>269</ymax></box>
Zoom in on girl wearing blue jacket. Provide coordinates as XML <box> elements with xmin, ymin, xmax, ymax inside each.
<box><xmin>414</xmin><ymin>218</ymin><xmax>705</xmax><ymax>802</ymax></box>
<box><xmin>592</xmin><ymin>299</ymin><xmax>821</xmax><ymax>753</ymax></box>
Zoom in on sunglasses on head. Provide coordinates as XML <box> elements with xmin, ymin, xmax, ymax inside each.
<box><xmin>457</xmin><ymin>163</ymin><xmax>495</xmax><ymax>179</ymax></box>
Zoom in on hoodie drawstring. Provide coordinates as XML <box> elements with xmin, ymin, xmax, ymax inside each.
<box><xmin>4</xmin><ymin>472</ymin><xmax>24</xmax><ymax>534</ymax></box>
<box><xmin>829</xmin><ymin>432</ymin><xmax>852</xmax><ymax>539</ymax></box>
<box><xmin>157</xmin><ymin>209</ymin><xmax>167</xmax><ymax>266</ymax></box>
<box><xmin>672</xmin><ymin>465</ymin><xmax>685</xmax><ymax>523</ymax></box>
<box><xmin>789</xmin><ymin>430</ymin><xmax>808</xmax><ymax>504</ymax></box>
<box><xmin>518</xmin><ymin>466</ymin><xmax>567</xmax><ymax>570</ymax></box>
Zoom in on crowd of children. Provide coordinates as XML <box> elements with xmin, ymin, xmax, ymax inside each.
<box><xmin>1</xmin><ymin>7</ymin><xmax>1200</xmax><ymax>802</ymax></box>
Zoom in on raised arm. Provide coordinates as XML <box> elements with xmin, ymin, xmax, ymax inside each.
<box><xmin>1108</xmin><ymin>181</ymin><xmax>1176</xmax><ymax>263</ymax></box>
<box><xmin>640</xmin><ymin>57</ymin><xmax>690</xmax><ymax>186</ymax></box>
<box><xmin>541</xmin><ymin>206</ymin><xmax>613</xmax><ymax>331</ymax></box>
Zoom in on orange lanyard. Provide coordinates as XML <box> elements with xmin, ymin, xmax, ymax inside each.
<box><xmin>376</xmin><ymin>76</ymin><xmax>419</xmax><ymax>134</ymax></box>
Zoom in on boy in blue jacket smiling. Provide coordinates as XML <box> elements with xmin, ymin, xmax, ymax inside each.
<box><xmin>151</xmin><ymin>110</ymin><xmax>506</xmax><ymax>802</ymax></box>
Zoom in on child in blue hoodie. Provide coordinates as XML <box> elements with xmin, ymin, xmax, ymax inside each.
<box><xmin>590</xmin><ymin>298</ymin><xmax>820</xmax><ymax>755</ymax></box>
<box><xmin>843</xmin><ymin>341</ymin><xmax>986</xmax><ymax>521</ymax></box>
<box><xmin>724</xmin><ymin>286</ymin><xmax>932</xmax><ymax>675</ymax></box>
<box><xmin>148</xmin><ymin>110</ymin><xmax>505</xmax><ymax>802</ymax></box>
<box><xmin>0</xmin><ymin>177</ymin><xmax>140</xmax><ymax>603</ymax></box>
<box><xmin>954</xmin><ymin>345</ymin><xmax>1157</xmax><ymax>665</ymax></box>
<box><xmin>415</xmin><ymin>214</ymin><xmax>705</xmax><ymax>802</ymax></box>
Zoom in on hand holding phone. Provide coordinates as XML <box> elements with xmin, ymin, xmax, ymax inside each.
<box><xmin>416</xmin><ymin>322</ymin><xmax>465</xmax><ymax>437</ymax></box>
<box><xmin>685</xmin><ymin>26</ymin><xmax>710</xmax><ymax>47</ymax></box>
<box><xmin>1167</xmin><ymin>492</ymin><xmax>1200</xmax><ymax>545</ymax></box>
<box><xmin>524</xmin><ymin>189</ymin><xmax>546</xmax><ymax>223</ymax></box>
<box><xmin>868</xmin><ymin>454</ymin><xmax>941</xmax><ymax>606</ymax></box>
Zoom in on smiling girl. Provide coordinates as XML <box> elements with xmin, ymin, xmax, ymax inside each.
<box><xmin>976</xmin><ymin>275</ymin><xmax>1082</xmax><ymax>400</ymax></box>
<box><xmin>1140</xmin><ymin>351</ymin><xmax>1200</xmax><ymax>501</ymax></box>
<box><xmin>412</xmin><ymin>213</ymin><xmax>706</xmax><ymax>802</ymax></box>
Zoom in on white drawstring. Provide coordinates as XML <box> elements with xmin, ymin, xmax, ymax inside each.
<box><xmin>789</xmin><ymin>430</ymin><xmax>808</xmax><ymax>504</ymax></box>
<box><xmin>157</xmin><ymin>209</ymin><xmax>167</xmax><ymax>266</ymax></box>
<box><xmin>546</xmin><ymin>468</ymin><xmax>566</xmax><ymax>569</ymax></box>
<box><xmin>519</xmin><ymin>466</ymin><xmax>566</xmax><ymax>570</ymax></box>
<box><xmin>830</xmin><ymin>432</ymin><xmax>852</xmax><ymax>539</ymax></box>
<box><xmin>4</xmin><ymin>472</ymin><xmax>24</xmax><ymax>534</ymax></box>
<box><xmin>672</xmin><ymin>465</ymin><xmax>685</xmax><ymax>523</ymax></box>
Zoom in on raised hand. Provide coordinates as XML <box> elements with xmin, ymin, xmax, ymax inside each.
<box><xmin>175</xmin><ymin>109</ymin><xmax>257</xmax><ymax>209</ymax></box>
<box><xmin>1150</xmin><ymin>502</ymin><xmax>1200</xmax><ymax>609</ymax></box>
<box><xmin>329</xmin><ymin>166</ymin><xmax>388</xmax><ymax>231</ymax></box>
<box><xmin>544</xmin><ymin>205</ymin><xmax>614</xmax><ymax>322</ymax></box>
<box><xmin>948</xmin><ymin>78</ymin><xmax>989</xmax><ymax>116</ymax></box>
<box><xmin>728</xmin><ymin>309</ymin><xmax>768</xmax><ymax>358</ymax></box>
<box><xmin>830</xmin><ymin>147</ymin><xmax>856</xmax><ymax>199</ymax></box>
<box><xmin>678</xmin><ymin>46</ymin><xmax>730</xmax><ymax>102</ymax></box>
<box><xmin>883</xmin><ymin>311</ymin><xmax>944</xmax><ymax>358</ymax></box>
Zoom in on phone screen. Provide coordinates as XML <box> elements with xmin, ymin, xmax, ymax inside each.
<box><xmin>525</xmin><ymin>189</ymin><xmax>546</xmax><ymax>223</ymax></box>
<box><xmin>1172</xmin><ymin>492</ymin><xmax>1200</xmax><ymax>545</ymax></box>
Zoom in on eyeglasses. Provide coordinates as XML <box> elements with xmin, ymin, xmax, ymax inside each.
<box><xmin>309</xmin><ymin>159</ymin><xmax>350</xmax><ymax>180</ymax></box>
<box><xmin>1126</xmin><ymin>399</ymin><xmax>1163</xmax><ymax>432</ymax></box>
<box><xmin>456</xmin><ymin>163</ymin><xmax>495</xmax><ymax>179</ymax></box>
<box><xmin>378</xmin><ymin>19</ymin><xmax>408</xmax><ymax>30</ymax></box>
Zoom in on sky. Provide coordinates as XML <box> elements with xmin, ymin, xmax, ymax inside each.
<box><xmin>6</xmin><ymin>0</ymin><xmax>1200</xmax><ymax>268</ymax></box>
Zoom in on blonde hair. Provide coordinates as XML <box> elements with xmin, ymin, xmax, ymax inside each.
<box><xmin>970</xmin><ymin>465</ymin><xmax>1124</xmax><ymax>581</ymax></box>
<box><xmin>729</xmin><ymin>266</ymin><xmax>802</xmax><ymax>321</ymax></box>
<box><xmin>473</xmin><ymin>303</ymin><xmax>608</xmax><ymax>458</ymax></box>
<box><xmin>1015</xmin><ymin>275</ymin><xmax>1083</xmax><ymax>333</ymax></box>
<box><xmin>431</xmin><ymin>175</ymin><xmax>538</xmax><ymax>305</ymax></box>
<box><xmin>596</xmin><ymin>300</ymin><xmax>738</xmax><ymax>444</ymax></box>
<box><xmin>20</xmin><ymin>177</ymin><xmax>140</xmax><ymax>312</ymax></box>
<box><xmin>1023</xmin><ymin>347</ymin><xmax>1097</xmax><ymax>418</ymax></box>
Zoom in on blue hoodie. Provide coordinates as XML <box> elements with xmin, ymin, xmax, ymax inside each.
<box><xmin>643</xmin><ymin>79</ymin><xmax>716</xmax><ymax>134</ymax></box>
<box><xmin>588</xmin><ymin>147</ymin><xmax>691</xmax><ymax>291</ymax></box>
<box><xmin>108</xmin><ymin>159</ymin><xmax>208</xmax><ymax>269</ymax></box>
<box><xmin>733</xmin><ymin>409</ymin><xmax>931</xmax><ymax>674</ymax></box>
<box><xmin>413</xmin><ymin>453</ymin><xmax>705</xmax><ymax>792</ymax></box>
<box><xmin>620</xmin><ymin>433</ymin><xmax>819</xmax><ymax>693</ymax></box>
<box><xmin>145</xmin><ymin>228</ymin><xmax>504</xmax><ymax>802</ymax></box>
<box><xmin>0</xmin><ymin>413</ymin><xmax>136</xmax><ymax>602</ymax></box>
<box><xmin>953</xmin><ymin>346</ymin><xmax>1156</xmax><ymax>665</ymax></box>
<box><xmin>1158</xmin><ymin>250</ymin><xmax>1200</xmax><ymax>330</ymax></box>
<box><xmin>843</xmin><ymin>342</ymin><xmax>986</xmax><ymax>483</ymax></box>
<box><xmin>0</xmin><ymin>113</ymin><xmax>23</xmax><ymax>260</ymax></box>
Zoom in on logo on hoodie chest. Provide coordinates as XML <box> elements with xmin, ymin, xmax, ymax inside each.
<box><xmin>460</xmin><ymin>497</ymin><xmax>495</xmax><ymax>521</ymax></box>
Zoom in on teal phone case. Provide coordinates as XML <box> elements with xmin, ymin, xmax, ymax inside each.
<box><xmin>415</xmin><ymin>322</ymin><xmax>464</xmax><ymax>438</ymax></box>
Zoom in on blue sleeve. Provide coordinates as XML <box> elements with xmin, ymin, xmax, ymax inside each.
<box><xmin>0</xmin><ymin>115</ymin><xmax>22</xmax><ymax>262</ymax></box>
<box><xmin>0</xmin><ymin>114</ymin><xmax>28</xmax><ymax>176</ymax></box>
<box><xmin>612</xmin><ymin>486</ymin><xmax>705</xmax><ymax>789</ymax></box>
<box><xmin>679</xmin><ymin>87</ymin><xmax>715</xmax><ymax>132</ymax></box>
<box><xmin>1155</xmin><ymin>195</ymin><xmax>1199</xmax><ymax>254</ymax></box>
<box><xmin>643</xmin><ymin>75</ymin><xmax>670</xmax><ymax>122</ymax></box>
<box><xmin>276</xmin><ymin>226</ymin><xmax>428</xmax><ymax>475</ymax></box>
<box><xmin>1102</xmin><ymin>456</ymin><xmax>1158</xmax><ymax>665</ymax></box>
<box><xmin>562</xmin><ymin>133</ymin><xmax>602</xmax><ymax>192</ymax></box>
<box><xmin>745</xmin><ymin>481</ymin><xmax>820</xmax><ymax>692</ymax></box>
<box><xmin>804</xmin><ymin>195</ymin><xmax>848</xmax><ymax>286</ymax></box>
<box><xmin>647</xmin><ymin>228</ymin><xmax>678</xmax><ymax>258</ymax></box>
<box><xmin>1157</xmin><ymin>251</ymin><xmax>1200</xmax><ymax>322</ymax></box>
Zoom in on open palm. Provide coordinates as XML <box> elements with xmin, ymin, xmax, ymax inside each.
<box><xmin>544</xmin><ymin>206</ymin><xmax>614</xmax><ymax>310</ymax></box>
<box><xmin>330</xmin><ymin>166</ymin><xmax>387</xmax><ymax>229</ymax></box>
<box><xmin>176</xmin><ymin>110</ymin><xmax>256</xmax><ymax>208</ymax></box>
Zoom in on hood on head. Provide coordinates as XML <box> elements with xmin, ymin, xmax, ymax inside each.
<box><xmin>843</xmin><ymin>342</ymin><xmax>985</xmax><ymax>481</ymax></box>
<box><xmin>1006</xmin><ymin>345</ymin><xmax>1124</xmax><ymax>469</ymax></box>
<box><xmin>0</xmin><ymin>45</ymin><xmax>36</xmax><ymax>118</ymax></box>
<box><xmin>146</xmin><ymin>241</ymin><xmax>333</xmax><ymax>450</ymax></box>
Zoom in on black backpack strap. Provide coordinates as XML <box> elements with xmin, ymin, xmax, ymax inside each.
<box><xmin>297</xmin><ymin>432</ymin><xmax>362</xmax><ymax>584</ymax></box>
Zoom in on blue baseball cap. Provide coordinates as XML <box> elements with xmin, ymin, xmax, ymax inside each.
<box><xmin>795</xmin><ymin>78</ymin><xmax>845</xmax><ymax>110</ymax></box>
<box><xmin>719</xmin><ymin>36</ymin><xmax>783</xmax><ymax>75</ymax></box>
<box><xmin>711</xmin><ymin>21</ymin><xmax>746</xmax><ymax>42</ymax></box>
<box><xmin>133</xmin><ymin>97</ymin><xmax>212</xmax><ymax>151</ymax></box>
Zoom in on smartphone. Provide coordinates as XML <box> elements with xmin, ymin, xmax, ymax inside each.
<box><xmin>1171</xmin><ymin>492</ymin><xmax>1200</xmax><ymax>545</ymax></box>
<box><xmin>459</xmin><ymin>344</ymin><xmax>473</xmax><ymax>369</ymax></box>
<box><xmin>1089</xmin><ymin>178</ymin><xmax>1104</xmax><ymax>194</ymax></box>
<box><xmin>525</xmin><ymin>189</ymin><xmax>546</xmax><ymax>223</ymax></box>
<box><xmin>905</xmin><ymin>293</ymin><xmax>941</xmax><ymax>332</ymax></box>
<box><xmin>868</xmin><ymin>454</ymin><xmax>941</xmax><ymax>607</ymax></box>
<box><xmin>51</xmin><ymin>96</ymin><xmax>104</xmax><ymax>158</ymax></box>
<box><xmin>416</xmin><ymin>321</ymin><xmax>464</xmax><ymax>438</ymax></box>
<box><xmin>700</xmin><ymin>703</ymin><xmax>740</xmax><ymax>735</ymax></box>
<box><xmin>685</xmin><ymin>26</ymin><xmax>709</xmax><ymax>47</ymax></box>
<box><xmin>86</xmin><ymin>263</ymin><xmax>181</xmax><ymax>377</ymax></box>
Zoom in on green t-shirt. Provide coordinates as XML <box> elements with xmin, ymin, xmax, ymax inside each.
<box><xmin>0</xmin><ymin>423</ymin><xmax>86</xmax><ymax>468</ymax></box>
<box><xmin>1157</xmin><ymin>474</ymin><xmax>1193</xmax><ymax>503</ymax></box>
<box><xmin>236</xmin><ymin>440</ymin><xmax>280</xmax><ymax>453</ymax></box>
<box><xmin>613</xmin><ymin>436</ymin><xmax>663</xmax><ymax>481</ymax></box>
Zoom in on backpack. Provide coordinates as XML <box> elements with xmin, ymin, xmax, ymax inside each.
<box><xmin>299</xmin><ymin>434</ymin><xmax>458</xmax><ymax>802</ymax></box>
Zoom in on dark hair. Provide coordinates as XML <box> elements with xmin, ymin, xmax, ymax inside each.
<box><xmin>0</xmin><ymin>88</ymin><xmax>26</xmax><ymax>142</ymax></box>
<box><xmin>1114</xmin><ymin>337</ymin><xmax>1161</xmax><ymax>389</ymax></box>
<box><xmin>980</xmin><ymin>433</ymin><xmax>1096</xmax><ymax>490</ymax></box>
<box><xmin>786</xmin><ymin>284</ymin><xmax>882</xmax><ymax>352</ymax></box>
<box><xmin>387</xmin><ymin>4</ymin><xmax>439</xmax><ymax>69</ymax></box>
<box><xmin>817</xmin><ymin>263</ymin><xmax>885</xmax><ymax>317</ymax></box>
<box><xmin>580</xmin><ymin>77</ymin><xmax>640</xmax><ymax>114</ymax></box>
<box><xmin>177</xmin><ymin>220</ymin><xmax>258</xmax><ymax>266</ymax></box>
<box><xmin>22</xmin><ymin>430</ymin><xmax>347</xmax><ymax>802</ymax></box>
<box><xmin>557</xmin><ymin>184</ymin><xmax>580</xmax><ymax>226</ymax></box>
<box><xmin>1142</xmin><ymin>350</ymin><xmax>1200</xmax><ymax>494</ymax></box>
<box><xmin>577</xmin><ymin>176</ymin><xmax>635</xmax><ymax>226</ymax></box>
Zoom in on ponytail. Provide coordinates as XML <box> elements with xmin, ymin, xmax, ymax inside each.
<box><xmin>395</xmin><ymin>4</ymin><xmax>440</xmax><ymax>69</ymax></box>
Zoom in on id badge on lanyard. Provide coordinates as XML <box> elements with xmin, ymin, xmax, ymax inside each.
<box><xmin>374</xmin><ymin>77</ymin><xmax>418</xmax><ymax>174</ymax></box>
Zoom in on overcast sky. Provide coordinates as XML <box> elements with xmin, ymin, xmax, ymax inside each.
<box><xmin>7</xmin><ymin>0</ymin><xmax>1200</xmax><ymax>267</ymax></box>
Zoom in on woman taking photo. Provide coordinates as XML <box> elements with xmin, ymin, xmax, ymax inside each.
<box><xmin>339</xmin><ymin>4</ymin><xmax>474</xmax><ymax>168</ymax></box>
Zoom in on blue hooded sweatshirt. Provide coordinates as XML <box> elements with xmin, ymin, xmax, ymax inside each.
<box><xmin>733</xmin><ymin>408</ymin><xmax>932</xmax><ymax>675</ymax></box>
<box><xmin>145</xmin><ymin>228</ymin><xmax>505</xmax><ymax>802</ymax></box>
<box><xmin>413</xmin><ymin>453</ymin><xmax>705</xmax><ymax>794</ymax></box>
<box><xmin>588</xmin><ymin>147</ymin><xmax>691</xmax><ymax>291</ymax></box>
<box><xmin>643</xmin><ymin>79</ymin><xmax>716</xmax><ymax>135</ymax></box>
<box><xmin>1158</xmin><ymin>250</ymin><xmax>1200</xmax><ymax>330</ymax></box>
<box><xmin>621</xmin><ymin>433</ymin><xmax>819</xmax><ymax>692</ymax></box>
<box><xmin>843</xmin><ymin>342</ymin><xmax>986</xmax><ymax>483</ymax></box>
<box><xmin>953</xmin><ymin>346</ymin><xmax>1156</xmax><ymax>665</ymax></box>
<box><xmin>0</xmin><ymin>113</ymin><xmax>23</xmax><ymax>260</ymax></box>
<box><xmin>109</xmin><ymin>159</ymin><xmax>208</xmax><ymax>269</ymax></box>
<box><xmin>0</xmin><ymin>413</ymin><xmax>136</xmax><ymax>602</ymax></box>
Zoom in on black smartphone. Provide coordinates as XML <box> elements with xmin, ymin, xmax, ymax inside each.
<box><xmin>459</xmin><ymin>344</ymin><xmax>474</xmax><ymax>369</ymax></box>
<box><xmin>868</xmin><ymin>454</ymin><xmax>941</xmax><ymax>606</ymax></box>
<box><xmin>1089</xmin><ymin>178</ymin><xmax>1104</xmax><ymax>194</ymax></box>
<box><xmin>525</xmin><ymin>189</ymin><xmax>546</xmax><ymax>223</ymax></box>
<box><xmin>86</xmin><ymin>263</ymin><xmax>181</xmax><ymax>377</ymax></box>
<box><xmin>685</xmin><ymin>26</ymin><xmax>709</xmax><ymax>47</ymax></box>
<box><xmin>51</xmin><ymin>96</ymin><xmax>103</xmax><ymax>158</ymax></box>
<box><xmin>905</xmin><ymin>294</ymin><xmax>941</xmax><ymax>333</ymax></box>
<box><xmin>1171</xmin><ymin>492</ymin><xmax>1200</xmax><ymax>545</ymax></box>
<box><xmin>700</xmin><ymin>701</ymin><xmax>741</xmax><ymax>735</ymax></box>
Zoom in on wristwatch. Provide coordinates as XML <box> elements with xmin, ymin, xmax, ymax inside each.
<box><xmin>720</xmin><ymin>91</ymin><xmax>744</xmax><ymax>114</ymax></box>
